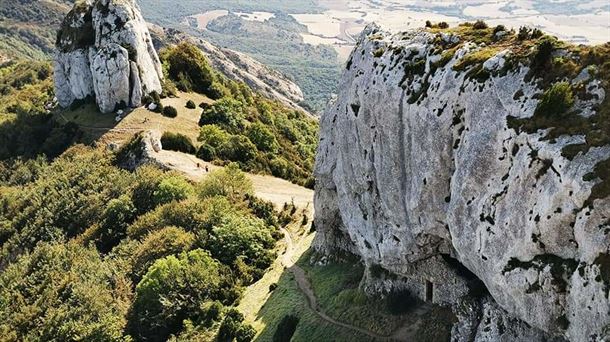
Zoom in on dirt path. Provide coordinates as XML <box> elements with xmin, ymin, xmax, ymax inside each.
<box><xmin>150</xmin><ymin>149</ymin><xmax>419</xmax><ymax>341</ymax></box>
<box><xmin>279</xmin><ymin>227</ymin><xmax>401</xmax><ymax>342</ymax></box>
<box><xmin>150</xmin><ymin>150</ymin><xmax>314</xmax><ymax>209</ymax></box>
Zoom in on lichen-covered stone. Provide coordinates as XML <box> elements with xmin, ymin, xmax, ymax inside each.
<box><xmin>314</xmin><ymin>25</ymin><xmax>610</xmax><ymax>341</ymax></box>
<box><xmin>54</xmin><ymin>0</ymin><xmax>162</xmax><ymax>113</ymax></box>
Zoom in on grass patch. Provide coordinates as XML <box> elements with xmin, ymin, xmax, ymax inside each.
<box><xmin>297</xmin><ymin>252</ymin><xmax>410</xmax><ymax>335</ymax></box>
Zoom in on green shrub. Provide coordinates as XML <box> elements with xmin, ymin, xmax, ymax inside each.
<box><xmin>518</xmin><ymin>26</ymin><xmax>531</xmax><ymax>40</ymax></box>
<box><xmin>493</xmin><ymin>25</ymin><xmax>506</xmax><ymax>34</ymax></box>
<box><xmin>438</xmin><ymin>22</ymin><xmax>449</xmax><ymax>29</ymax></box>
<box><xmin>534</xmin><ymin>82</ymin><xmax>574</xmax><ymax>118</ymax></box>
<box><xmin>161</xmin><ymin>132</ymin><xmax>196</xmax><ymax>154</ymax></box>
<box><xmin>199</xmin><ymin>98</ymin><xmax>245</xmax><ymax>131</ymax></box>
<box><xmin>273</xmin><ymin>315</ymin><xmax>299</xmax><ymax>342</ymax></box>
<box><xmin>130</xmin><ymin>249</ymin><xmax>237</xmax><ymax>341</ymax></box>
<box><xmin>186</xmin><ymin>100</ymin><xmax>196</xmax><ymax>109</ymax></box>
<box><xmin>160</xmin><ymin>43</ymin><xmax>219</xmax><ymax>98</ymax></box>
<box><xmin>532</xmin><ymin>38</ymin><xmax>555</xmax><ymax>71</ymax></box>
<box><xmin>248</xmin><ymin>122</ymin><xmax>279</xmax><ymax>153</ymax></box>
<box><xmin>197</xmin><ymin>163</ymin><xmax>253</xmax><ymax>202</ymax></box>
<box><xmin>153</xmin><ymin>176</ymin><xmax>194</xmax><ymax>206</ymax></box>
<box><xmin>473</xmin><ymin>20</ymin><xmax>488</xmax><ymax>30</ymax></box>
<box><xmin>162</xmin><ymin>105</ymin><xmax>178</xmax><ymax>118</ymax></box>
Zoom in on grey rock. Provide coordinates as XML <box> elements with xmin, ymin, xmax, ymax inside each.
<box><xmin>54</xmin><ymin>0</ymin><xmax>162</xmax><ymax>113</ymax></box>
<box><xmin>314</xmin><ymin>25</ymin><xmax>610</xmax><ymax>341</ymax></box>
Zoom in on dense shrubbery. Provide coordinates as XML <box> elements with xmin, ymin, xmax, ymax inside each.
<box><xmin>160</xmin><ymin>43</ymin><xmax>222</xmax><ymax>99</ymax></box>
<box><xmin>273</xmin><ymin>315</ymin><xmax>300</xmax><ymax>342</ymax></box>
<box><xmin>161</xmin><ymin>131</ymin><xmax>196</xmax><ymax>154</ymax></box>
<box><xmin>0</xmin><ymin>61</ymin><xmax>82</xmax><ymax>160</ymax></box>
<box><xmin>162</xmin><ymin>105</ymin><xmax>178</xmax><ymax>118</ymax></box>
<box><xmin>0</xmin><ymin>146</ymin><xmax>284</xmax><ymax>341</ymax></box>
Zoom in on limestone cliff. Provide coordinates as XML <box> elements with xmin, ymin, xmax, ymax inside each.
<box><xmin>314</xmin><ymin>24</ymin><xmax>610</xmax><ymax>341</ymax></box>
<box><xmin>54</xmin><ymin>0</ymin><xmax>163</xmax><ymax>113</ymax></box>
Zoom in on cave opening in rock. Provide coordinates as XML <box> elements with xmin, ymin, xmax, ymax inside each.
<box><xmin>426</xmin><ymin>280</ymin><xmax>434</xmax><ymax>302</ymax></box>
<box><xmin>441</xmin><ymin>253</ymin><xmax>489</xmax><ymax>298</ymax></box>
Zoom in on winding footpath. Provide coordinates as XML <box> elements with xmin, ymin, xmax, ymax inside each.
<box><xmin>279</xmin><ymin>227</ymin><xmax>397</xmax><ymax>341</ymax></box>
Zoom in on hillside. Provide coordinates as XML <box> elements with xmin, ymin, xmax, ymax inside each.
<box><xmin>0</xmin><ymin>0</ymin><xmax>73</xmax><ymax>60</ymax></box>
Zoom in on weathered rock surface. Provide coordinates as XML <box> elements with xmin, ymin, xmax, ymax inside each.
<box><xmin>54</xmin><ymin>0</ymin><xmax>163</xmax><ymax>113</ymax></box>
<box><xmin>314</xmin><ymin>24</ymin><xmax>610</xmax><ymax>341</ymax></box>
<box><xmin>149</xmin><ymin>26</ymin><xmax>307</xmax><ymax>113</ymax></box>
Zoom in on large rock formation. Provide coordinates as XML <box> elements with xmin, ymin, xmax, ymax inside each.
<box><xmin>54</xmin><ymin>0</ymin><xmax>163</xmax><ymax>113</ymax></box>
<box><xmin>314</xmin><ymin>24</ymin><xmax>610</xmax><ymax>341</ymax></box>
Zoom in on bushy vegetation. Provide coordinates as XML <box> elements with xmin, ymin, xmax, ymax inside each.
<box><xmin>162</xmin><ymin>42</ymin><xmax>318</xmax><ymax>187</ymax></box>
<box><xmin>162</xmin><ymin>105</ymin><xmax>178</xmax><ymax>118</ymax></box>
<box><xmin>0</xmin><ymin>61</ymin><xmax>82</xmax><ymax>160</ymax></box>
<box><xmin>160</xmin><ymin>43</ymin><xmax>222</xmax><ymax>99</ymax></box>
<box><xmin>0</xmin><ymin>146</ymin><xmax>292</xmax><ymax>341</ymax></box>
<box><xmin>161</xmin><ymin>131</ymin><xmax>196</xmax><ymax>154</ymax></box>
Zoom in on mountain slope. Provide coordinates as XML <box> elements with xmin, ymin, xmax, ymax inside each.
<box><xmin>314</xmin><ymin>23</ymin><xmax>610</xmax><ymax>341</ymax></box>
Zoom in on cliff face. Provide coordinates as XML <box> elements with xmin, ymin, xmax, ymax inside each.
<box><xmin>54</xmin><ymin>0</ymin><xmax>163</xmax><ymax>113</ymax></box>
<box><xmin>314</xmin><ymin>24</ymin><xmax>610</xmax><ymax>341</ymax></box>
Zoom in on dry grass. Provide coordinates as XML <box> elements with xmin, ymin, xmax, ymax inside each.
<box><xmin>56</xmin><ymin>92</ymin><xmax>214</xmax><ymax>146</ymax></box>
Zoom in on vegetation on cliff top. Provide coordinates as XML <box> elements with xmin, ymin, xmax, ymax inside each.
<box><xmin>426</xmin><ymin>21</ymin><xmax>610</xmax><ymax>206</ymax></box>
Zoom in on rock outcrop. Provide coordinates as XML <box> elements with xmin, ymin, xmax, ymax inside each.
<box><xmin>149</xmin><ymin>26</ymin><xmax>307</xmax><ymax>113</ymax></box>
<box><xmin>314</xmin><ymin>24</ymin><xmax>610</xmax><ymax>341</ymax></box>
<box><xmin>54</xmin><ymin>0</ymin><xmax>163</xmax><ymax>113</ymax></box>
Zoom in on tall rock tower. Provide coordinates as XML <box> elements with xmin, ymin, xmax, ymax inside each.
<box><xmin>54</xmin><ymin>0</ymin><xmax>163</xmax><ymax>113</ymax></box>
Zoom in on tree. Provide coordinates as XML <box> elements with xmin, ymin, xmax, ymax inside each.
<box><xmin>162</xmin><ymin>105</ymin><xmax>178</xmax><ymax>118</ymax></box>
<box><xmin>198</xmin><ymin>124</ymin><xmax>230</xmax><ymax>148</ymax></box>
<box><xmin>186</xmin><ymin>100</ymin><xmax>196</xmax><ymax>109</ymax></box>
<box><xmin>0</xmin><ymin>243</ymin><xmax>131</xmax><ymax>341</ymax></box>
<box><xmin>160</xmin><ymin>43</ymin><xmax>219</xmax><ymax>98</ymax></box>
<box><xmin>217</xmin><ymin>309</ymin><xmax>256</xmax><ymax>342</ymax></box>
<box><xmin>98</xmin><ymin>194</ymin><xmax>136</xmax><ymax>252</ymax></box>
<box><xmin>197</xmin><ymin>163</ymin><xmax>253</xmax><ymax>202</ymax></box>
<box><xmin>131</xmin><ymin>165</ymin><xmax>167</xmax><ymax>214</ymax></box>
<box><xmin>248</xmin><ymin>122</ymin><xmax>279</xmax><ymax>153</ymax></box>
<box><xmin>198</xmin><ymin>98</ymin><xmax>245</xmax><ymax>131</ymax></box>
<box><xmin>130</xmin><ymin>249</ymin><xmax>237</xmax><ymax>341</ymax></box>
<box><xmin>218</xmin><ymin>135</ymin><xmax>257</xmax><ymax>163</ymax></box>
<box><xmin>130</xmin><ymin>226</ymin><xmax>195</xmax><ymax>281</ymax></box>
<box><xmin>207</xmin><ymin>214</ymin><xmax>276</xmax><ymax>277</ymax></box>
<box><xmin>153</xmin><ymin>176</ymin><xmax>194</xmax><ymax>206</ymax></box>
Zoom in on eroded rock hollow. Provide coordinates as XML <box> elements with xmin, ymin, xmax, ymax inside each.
<box><xmin>54</xmin><ymin>0</ymin><xmax>163</xmax><ymax>113</ymax></box>
<box><xmin>314</xmin><ymin>25</ymin><xmax>610</xmax><ymax>341</ymax></box>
